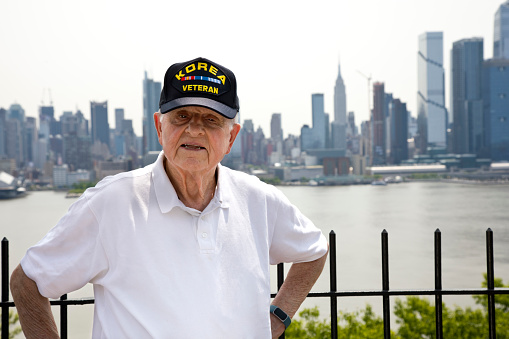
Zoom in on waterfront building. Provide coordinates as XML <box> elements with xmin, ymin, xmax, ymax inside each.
<box><xmin>483</xmin><ymin>58</ymin><xmax>509</xmax><ymax>161</ymax></box>
<box><xmin>143</xmin><ymin>71</ymin><xmax>162</xmax><ymax>154</ymax></box>
<box><xmin>90</xmin><ymin>101</ymin><xmax>110</xmax><ymax>150</ymax></box>
<box><xmin>53</xmin><ymin>164</ymin><xmax>69</xmax><ymax>187</ymax></box>
<box><xmin>333</xmin><ymin>63</ymin><xmax>347</xmax><ymax>149</ymax></box>
<box><xmin>494</xmin><ymin>0</ymin><xmax>509</xmax><ymax>59</ymax></box>
<box><xmin>372</xmin><ymin>82</ymin><xmax>385</xmax><ymax>165</ymax></box>
<box><xmin>451</xmin><ymin>38</ymin><xmax>484</xmax><ymax>155</ymax></box>
<box><xmin>417</xmin><ymin>32</ymin><xmax>447</xmax><ymax>153</ymax></box>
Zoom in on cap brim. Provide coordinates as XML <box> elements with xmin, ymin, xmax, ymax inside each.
<box><xmin>160</xmin><ymin>97</ymin><xmax>237</xmax><ymax>119</ymax></box>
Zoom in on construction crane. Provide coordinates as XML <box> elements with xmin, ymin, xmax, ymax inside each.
<box><xmin>40</xmin><ymin>88</ymin><xmax>53</xmax><ymax>106</ymax></box>
<box><xmin>356</xmin><ymin>70</ymin><xmax>372</xmax><ymax>117</ymax></box>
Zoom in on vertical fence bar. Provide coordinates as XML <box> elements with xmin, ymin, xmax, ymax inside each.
<box><xmin>329</xmin><ymin>231</ymin><xmax>337</xmax><ymax>339</ymax></box>
<box><xmin>277</xmin><ymin>263</ymin><xmax>285</xmax><ymax>339</ymax></box>
<box><xmin>2</xmin><ymin>238</ymin><xmax>9</xmax><ymax>339</ymax></box>
<box><xmin>486</xmin><ymin>228</ymin><xmax>496</xmax><ymax>339</ymax></box>
<box><xmin>381</xmin><ymin>230</ymin><xmax>390</xmax><ymax>339</ymax></box>
<box><xmin>434</xmin><ymin>229</ymin><xmax>443</xmax><ymax>339</ymax></box>
<box><xmin>60</xmin><ymin>294</ymin><xmax>68</xmax><ymax>339</ymax></box>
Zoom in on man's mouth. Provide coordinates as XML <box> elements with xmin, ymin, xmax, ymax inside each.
<box><xmin>181</xmin><ymin>144</ymin><xmax>206</xmax><ymax>150</ymax></box>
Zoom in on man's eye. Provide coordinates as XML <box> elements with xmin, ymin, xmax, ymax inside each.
<box><xmin>178</xmin><ymin>114</ymin><xmax>188</xmax><ymax>119</ymax></box>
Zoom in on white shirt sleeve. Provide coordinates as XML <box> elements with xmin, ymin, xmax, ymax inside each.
<box><xmin>268</xmin><ymin>187</ymin><xmax>328</xmax><ymax>265</ymax></box>
<box><xmin>21</xmin><ymin>192</ymin><xmax>108</xmax><ymax>299</ymax></box>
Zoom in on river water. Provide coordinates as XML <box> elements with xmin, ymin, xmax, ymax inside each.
<box><xmin>1</xmin><ymin>181</ymin><xmax>508</xmax><ymax>338</ymax></box>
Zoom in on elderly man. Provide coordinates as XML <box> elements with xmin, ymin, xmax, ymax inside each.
<box><xmin>11</xmin><ymin>57</ymin><xmax>328</xmax><ymax>338</ymax></box>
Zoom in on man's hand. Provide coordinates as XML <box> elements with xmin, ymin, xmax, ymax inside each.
<box><xmin>10</xmin><ymin>264</ymin><xmax>60</xmax><ymax>338</ymax></box>
<box><xmin>271</xmin><ymin>251</ymin><xmax>328</xmax><ymax>338</ymax></box>
<box><xmin>270</xmin><ymin>312</ymin><xmax>286</xmax><ymax>338</ymax></box>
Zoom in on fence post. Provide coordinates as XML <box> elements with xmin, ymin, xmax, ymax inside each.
<box><xmin>60</xmin><ymin>294</ymin><xmax>68</xmax><ymax>339</ymax></box>
<box><xmin>277</xmin><ymin>263</ymin><xmax>285</xmax><ymax>339</ymax></box>
<box><xmin>486</xmin><ymin>228</ymin><xmax>496</xmax><ymax>339</ymax></box>
<box><xmin>329</xmin><ymin>231</ymin><xmax>337</xmax><ymax>339</ymax></box>
<box><xmin>434</xmin><ymin>229</ymin><xmax>443</xmax><ymax>339</ymax></box>
<box><xmin>381</xmin><ymin>230</ymin><xmax>390</xmax><ymax>339</ymax></box>
<box><xmin>1</xmin><ymin>238</ymin><xmax>9</xmax><ymax>339</ymax></box>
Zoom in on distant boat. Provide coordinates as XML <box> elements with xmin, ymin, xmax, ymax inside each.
<box><xmin>371</xmin><ymin>180</ymin><xmax>387</xmax><ymax>186</ymax></box>
<box><xmin>308</xmin><ymin>179</ymin><xmax>318</xmax><ymax>186</ymax></box>
<box><xmin>0</xmin><ymin>171</ymin><xmax>28</xmax><ymax>199</ymax></box>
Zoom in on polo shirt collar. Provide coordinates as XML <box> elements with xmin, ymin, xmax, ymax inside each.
<box><xmin>152</xmin><ymin>151</ymin><xmax>230</xmax><ymax>214</ymax></box>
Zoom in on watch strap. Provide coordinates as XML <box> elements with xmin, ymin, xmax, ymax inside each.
<box><xmin>270</xmin><ymin>304</ymin><xmax>291</xmax><ymax>329</ymax></box>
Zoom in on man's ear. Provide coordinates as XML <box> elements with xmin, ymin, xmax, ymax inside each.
<box><xmin>153</xmin><ymin>112</ymin><xmax>163</xmax><ymax>145</ymax></box>
<box><xmin>225</xmin><ymin>123</ymin><xmax>241</xmax><ymax>154</ymax></box>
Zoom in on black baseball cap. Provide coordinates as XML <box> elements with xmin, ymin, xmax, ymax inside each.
<box><xmin>159</xmin><ymin>57</ymin><xmax>239</xmax><ymax>119</ymax></box>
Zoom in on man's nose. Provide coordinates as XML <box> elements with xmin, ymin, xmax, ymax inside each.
<box><xmin>186</xmin><ymin>115</ymin><xmax>205</xmax><ymax>135</ymax></box>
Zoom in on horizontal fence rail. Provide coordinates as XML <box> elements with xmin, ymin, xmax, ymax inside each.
<box><xmin>3</xmin><ymin>230</ymin><xmax>509</xmax><ymax>339</ymax></box>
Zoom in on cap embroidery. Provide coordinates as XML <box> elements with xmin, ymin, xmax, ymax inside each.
<box><xmin>181</xmin><ymin>76</ymin><xmax>221</xmax><ymax>84</ymax></box>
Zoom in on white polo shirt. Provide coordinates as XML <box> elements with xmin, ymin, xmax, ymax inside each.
<box><xmin>21</xmin><ymin>152</ymin><xmax>328</xmax><ymax>338</ymax></box>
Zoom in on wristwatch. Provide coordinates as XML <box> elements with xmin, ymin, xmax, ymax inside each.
<box><xmin>270</xmin><ymin>304</ymin><xmax>291</xmax><ymax>329</ymax></box>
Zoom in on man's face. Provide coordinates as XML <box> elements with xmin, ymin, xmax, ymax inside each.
<box><xmin>154</xmin><ymin>106</ymin><xmax>240</xmax><ymax>175</ymax></box>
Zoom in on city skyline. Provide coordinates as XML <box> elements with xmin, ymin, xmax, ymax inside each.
<box><xmin>0</xmin><ymin>0</ymin><xmax>505</xmax><ymax>138</ymax></box>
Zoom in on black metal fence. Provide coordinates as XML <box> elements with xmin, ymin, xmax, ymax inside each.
<box><xmin>2</xmin><ymin>229</ymin><xmax>509</xmax><ymax>339</ymax></box>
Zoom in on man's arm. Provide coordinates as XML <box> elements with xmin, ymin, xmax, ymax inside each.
<box><xmin>270</xmin><ymin>251</ymin><xmax>328</xmax><ymax>338</ymax></box>
<box><xmin>10</xmin><ymin>264</ymin><xmax>59</xmax><ymax>338</ymax></box>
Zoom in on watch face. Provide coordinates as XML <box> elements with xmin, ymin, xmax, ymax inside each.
<box><xmin>274</xmin><ymin>307</ymin><xmax>287</xmax><ymax>321</ymax></box>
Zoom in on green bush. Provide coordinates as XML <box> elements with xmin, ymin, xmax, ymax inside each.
<box><xmin>285</xmin><ymin>276</ymin><xmax>508</xmax><ymax>339</ymax></box>
<box><xmin>0</xmin><ymin>311</ymin><xmax>22</xmax><ymax>338</ymax></box>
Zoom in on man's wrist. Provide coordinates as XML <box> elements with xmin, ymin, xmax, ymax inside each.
<box><xmin>270</xmin><ymin>304</ymin><xmax>291</xmax><ymax>329</ymax></box>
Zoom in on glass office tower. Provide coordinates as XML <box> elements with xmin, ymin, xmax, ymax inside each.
<box><xmin>417</xmin><ymin>32</ymin><xmax>447</xmax><ymax>153</ymax></box>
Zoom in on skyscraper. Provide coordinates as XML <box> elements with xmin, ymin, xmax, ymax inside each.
<box><xmin>91</xmin><ymin>101</ymin><xmax>110</xmax><ymax>148</ymax></box>
<box><xmin>483</xmin><ymin>59</ymin><xmax>509</xmax><ymax>161</ymax></box>
<box><xmin>390</xmin><ymin>99</ymin><xmax>409</xmax><ymax>164</ymax></box>
<box><xmin>451</xmin><ymin>38</ymin><xmax>484</xmax><ymax>155</ymax></box>
<box><xmin>115</xmin><ymin>108</ymin><xmax>125</xmax><ymax>135</ymax></box>
<box><xmin>417</xmin><ymin>32</ymin><xmax>447</xmax><ymax>153</ymax></box>
<box><xmin>143</xmin><ymin>71</ymin><xmax>162</xmax><ymax>154</ymax></box>
<box><xmin>270</xmin><ymin>113</ymin><xmax>283</xmax><ymax>143</ymax></box>
<box><xmin>333</xmin><ymin>63</ymin><xmax>347</xmax><ymax>150</ymax></box>
<box><xmin>372</xmin><ymin>82</ymin><xmax>385</xmax><ymax>165</ymax></box>
<box><xmin>61</xmin><ymin>110</ymin><xmax>91</xmax><ymax>170</ymax></box>
<box><xmin>311</xmin><ymin>93</ymin><xmax>326</xmax><ymax>149</ymax></box>
<box><xmin>494</xmin><ymin>1</ymin><xmax>509</xmax><ymax>59</ymax></box>
<box><xmin>7</xmin><ymin>104</ymin><xmax>25</xmax><ymax>166</ymax></box>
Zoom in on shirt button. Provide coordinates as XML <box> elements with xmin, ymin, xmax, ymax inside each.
<box><xmin>201</xmin><ymin>232</ymin><xmax>208</xmax><ymax>238</ymax></box>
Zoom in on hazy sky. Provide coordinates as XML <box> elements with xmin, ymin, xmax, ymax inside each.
<box><xmin>0</xmin><ymin>0</ymin><xmax>504</xmax><ymax>137</ymax></box>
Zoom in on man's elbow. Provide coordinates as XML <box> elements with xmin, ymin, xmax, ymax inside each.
<box><xmin>10</xmin><ymin>264</ymin><xmax>39</xmax><ymax>300</ymax></box>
